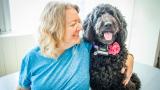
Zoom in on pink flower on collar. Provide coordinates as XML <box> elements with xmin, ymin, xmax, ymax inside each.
<box><xmin>108</xmin><ymin>42</ymin><xmax>120</xmax><ymax>55</ymax></box>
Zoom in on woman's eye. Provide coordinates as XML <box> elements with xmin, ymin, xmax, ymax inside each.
<box><xmin>70</xmin><ymin>23</ymin><xmax>76</xmax><ymax>27</ymax></box>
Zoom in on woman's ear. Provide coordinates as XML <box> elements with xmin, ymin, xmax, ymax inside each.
<box><xmin>83</xmin><ymin>13</ymin><xmax>95</xmax><ymax>42</ymax></box>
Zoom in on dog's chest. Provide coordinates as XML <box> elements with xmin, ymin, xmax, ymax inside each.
<box><xmin>90</xmin><ymin>46</ymin><xmax>127</xmax><ymax>71</ymax></box>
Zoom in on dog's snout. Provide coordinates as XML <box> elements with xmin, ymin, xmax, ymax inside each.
<box><xmin>105</xmin><ymin>23</ymin><xmax>111</xmax><ymax>28</ymax></box>
<box><xmin>102</xmin><ymin>22</ymin><xmax>112</xmax><ymax>33</ymax></box>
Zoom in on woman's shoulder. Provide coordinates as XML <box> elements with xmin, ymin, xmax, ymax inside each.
<box><xmin>26</xmin><ymin>46</ymin><xmax>40</xmax><ymax>56</ymax></box>
<box><xmin>79</xmin><ymin>39</ymin><xmax>92</xmax><ymax>50</ymax></box>
<box><xmin>80</xmin><ymin>39</ymin><xmax>91</xmax><ymax>45</ymax></box>
<box><xmin>22</xmin><ymin>46</ymin><xmax>40</xmax><ymax>61</ymax></box>
<box><xmin>24</xmin><ymin>46</ymin><xmax>53</xmax><ymax>61</ymax></box>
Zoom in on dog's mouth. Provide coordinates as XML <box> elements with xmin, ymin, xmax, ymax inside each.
<box><xmin>104</xmin><ymin>32</ymin><xmax>113</xmax><ymax>41</ymax></box>
<box><xmin>98</xmin><ymin>30</ymin><xmax>115</xmax><ymax>45</ymax></box>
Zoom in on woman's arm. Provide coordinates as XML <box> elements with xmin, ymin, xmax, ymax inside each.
<box><xmin>122</xmin><ymin>53</ymin><xmax>134</xmax><ymax>86</ymax></box>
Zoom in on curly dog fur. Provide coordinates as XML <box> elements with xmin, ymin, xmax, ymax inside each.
<box><xmin>83</xmin><ymin>4</ymin><xmax>141</xmax><ymax>90</ymax></box>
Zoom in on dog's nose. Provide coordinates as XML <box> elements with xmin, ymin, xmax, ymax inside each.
<box><xmin>105</xmin><ymin>23</ymin><xmax>112</xmax><ymax>28</ymax></box>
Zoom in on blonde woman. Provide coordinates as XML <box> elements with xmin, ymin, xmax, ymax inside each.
<box><xmin>17</xmin><ymin>1</ymin><xmax>133</xmax><ymax>90</ymax></box>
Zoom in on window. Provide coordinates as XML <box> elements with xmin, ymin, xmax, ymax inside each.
<box><xmin>9</xmin><ymin>0</ymin><xmax>51</xmax><ymax>33</ymax></box>
<box><xmin>0</xmin><ymin>0</ymin><xmax>11</xmax><ymax>33</ymax></box>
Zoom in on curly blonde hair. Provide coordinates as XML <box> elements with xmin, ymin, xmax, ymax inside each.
<box><xmin>38</xmin><ymin>1</ymin><xmax>79</xmax><ymax>58</ymax></box>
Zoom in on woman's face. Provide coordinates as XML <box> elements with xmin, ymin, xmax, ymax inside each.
<box><xmin>64</xmin><ymin>7</ymin><xmax>82</xmax><ymax>45</ymax></box>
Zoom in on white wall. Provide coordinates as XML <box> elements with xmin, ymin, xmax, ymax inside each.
<box><xmin>0</xmin><ymin>34</ymin><xmax>36</xmax><ymax>76</ymax></box>
<box><xmin>130</xmin><ymin>0</ymin><xmax>160</xmax><ymax>66</ymax></box>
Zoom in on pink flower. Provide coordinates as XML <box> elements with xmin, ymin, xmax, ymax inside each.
<box><xmin>108</xmin><ymin>42</ymin><xmax>120</xmax><ymax>55</ymax></box>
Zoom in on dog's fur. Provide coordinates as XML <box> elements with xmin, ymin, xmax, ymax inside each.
<box><xmin>83</xmin><ymin>4</ymin><xmax>141</xmax><ymax>90</ymax></box>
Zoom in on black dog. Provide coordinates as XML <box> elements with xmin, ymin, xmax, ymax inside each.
<box><xmin>83</xmin><ymin>4</ymin><xmax>141</xmax><ymax>90</ymax></box>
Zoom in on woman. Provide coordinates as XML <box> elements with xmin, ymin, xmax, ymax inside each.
<box><xmin>17</xmin><ymin>1</ymin><xmax>133</xmax><ymax>90</ymax></box>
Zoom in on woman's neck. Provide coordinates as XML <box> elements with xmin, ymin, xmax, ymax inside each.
<box><xmin>47</xmin><ymin>40</ymin><xmax>79</xmax><ymax>59</ymax></box>
<box><xmin>52</xmin><ymin>41</ymin><xmax>75</xmax><ymax>58</ymax></box>
<box><xmin>58</xmin><ymin>41</ymin><xmax>75</xmax><ymax>51</ymax></box>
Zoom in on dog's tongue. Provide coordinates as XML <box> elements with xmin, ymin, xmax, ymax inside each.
<box><xmin>104</xmin><ymin>32</ymin><xmax>112</xmax><ymax>40</ymax></box>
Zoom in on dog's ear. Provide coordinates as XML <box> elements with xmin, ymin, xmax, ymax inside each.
<box><xmin>114</xmin><ymin>7</ymin><xmax>128</xmax><ymax>42</ymax></box>
<box><xmin>83</xmin><ymin>13</ymin><xmax>95</xmax><ymax>43</ymax></box>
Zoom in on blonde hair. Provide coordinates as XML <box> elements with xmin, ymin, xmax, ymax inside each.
<box><xmin>38</xmin><ymin>1</ymin><xmax>79</xmax><ymax>58</ymax></box>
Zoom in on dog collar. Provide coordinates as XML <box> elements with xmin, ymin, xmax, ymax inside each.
<box><xmin>93</xmin><ymin>42</ymin><xmax>120</xmax><ymax>56</ymax></box>
<box><xmin>93</xmin><ymin>45</ymin><xmax>108</xmax><ymax>55</ymax></box>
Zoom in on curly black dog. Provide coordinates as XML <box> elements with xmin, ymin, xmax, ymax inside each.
<box><xmin>83</xmin><ymin>4</ymin><xmax>141</xmax><ymax>90</ymax></box>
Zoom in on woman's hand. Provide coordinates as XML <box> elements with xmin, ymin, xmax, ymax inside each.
<box><xmin>121</xmin><ymin>54</ymin><xmax>134</xmax><ymax>86</ymax></box>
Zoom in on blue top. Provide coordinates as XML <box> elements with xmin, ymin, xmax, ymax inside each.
<box><xmin>19</xmin><ymin>40</ymin><xmax>91</xmax><ymax>90</ymax></box>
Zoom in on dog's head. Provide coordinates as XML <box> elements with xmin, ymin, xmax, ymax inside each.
<box><xmin>83</xmin><ymin>4</ymin><xmax>127</xmax><ymax>45</ymax></box>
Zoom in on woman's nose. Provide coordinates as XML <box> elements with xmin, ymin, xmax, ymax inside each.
<box><xmin>76</xmin><ymin>23</ymin><xmax>83</xmax><ymax>31</ymax></box>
